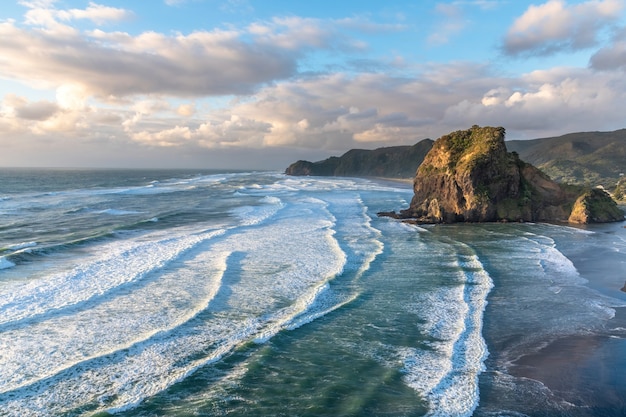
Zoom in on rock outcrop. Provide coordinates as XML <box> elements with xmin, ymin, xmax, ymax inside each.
<box><xmin>568</xmin><ymin>188</ymin><xmax>626</xmax><ymax>223</ymax></box>
<box><xmin>381</xmin><ymin>125</ymin><xmax>624</xmax><ymax>224</ymax></box>
<box><xmin>285</xmin><ymin>140</ymin><xmax>434</xmax><ymax>178</ymax></box>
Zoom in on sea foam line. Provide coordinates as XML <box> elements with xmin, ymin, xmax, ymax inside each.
<box><xmin>0</xmin><ymin>228</ymin><xmax>226</xmax><ymax>327</ymax></box>
<box><xmin>0</xmin><ymin>248</ymin><xmax>233</xmax><ymax>396</ymax></box>
<box><xmin>402</xmin><ymin>243</ymin><xmax>493</xmax><ymax>417</ymax></box>
<box><xmin>284</xmin><ymin>193</ymin><xmax>384</xmax><ymax>333</ymax></box>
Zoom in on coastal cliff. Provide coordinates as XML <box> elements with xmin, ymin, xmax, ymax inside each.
<box><xmin>285</xmin><ymin>139</ymin><xmax>433</xmax><ymax>178</ymax></box>
<box><xmin>381</xmin><ymin>125</ymin><xmax>624</xmax><ymax>224</ymax></box>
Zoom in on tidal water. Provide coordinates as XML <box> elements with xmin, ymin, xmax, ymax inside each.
<box><xmin>0</xmin><ymin>168</ymin><xmax>625</xmax><ymax>417</ymax></box>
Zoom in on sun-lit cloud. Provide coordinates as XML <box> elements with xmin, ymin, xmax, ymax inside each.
<box><xmin>0</xmin><ymin>22</ymin><xmax>298</xmax><ymax>98</ymax></box>
<box><xmin>444</xmin><ymin>66</ymin><xmax>626</xmax><ymax>135</ymax></box>
<box><xmin>176</xmin><ymin>103</ymin><xmax>196</xmax><ymax>117</ymax></box>
<box><xmin>1</xmin><ymin>6</ymin><xmax>382</xmax><ymax>102</ymax></box>
<box><xmin>503</xmin><ymin>0</ymin><xmax>624</xmax><ymax>56</ymax></box>
<box><xmin>57</xmin><ymin>2</ymin><xmax>133</xmax><ymax>24</ymax></box>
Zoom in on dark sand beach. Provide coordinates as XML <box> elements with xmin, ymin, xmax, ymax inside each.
<box><xmin>512</xmin><ymin>313</ymin><xmax>626</xmax><ymax>412</ymax></box>
<box><xmin>510</xmin><ymin>298</ymin><xmax>626</xmax><ymax>416</ymax></box>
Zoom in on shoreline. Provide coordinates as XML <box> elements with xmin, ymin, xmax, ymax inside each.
<box><xmin>371</xmin><ymin>176</ymin><xmax>413</xmax><ymax>184</ymax></box>
<box><xmin>508</xmin><ymin>307</ymin><xmax>626</xmax><ymax>414</ymax></box>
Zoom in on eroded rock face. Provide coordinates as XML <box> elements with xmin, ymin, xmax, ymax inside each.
<box><xmin>383</xmin><ymin>125</ymin><xmax>624</xmax><ymax>224</ymax></box>
<box><xmin>568</xmin><ymin>188</ymin><xmax>625</xmax><ymax>223</ymax></box>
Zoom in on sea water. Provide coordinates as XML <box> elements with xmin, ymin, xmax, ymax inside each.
<box><xmin>0</xmin><ymin>169</ymin><xmax>625</xmax><ymax>417</ymax></box>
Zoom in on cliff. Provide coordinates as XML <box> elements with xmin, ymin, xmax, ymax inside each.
<box><xmin>285</xmin><ymin>139</ymin><xmax>433</xmax><ymax>178</ymax></box>
<box><xmin>381</xmin><ymin>126</ymin><xmax>624</xmax><ymax>224</ymax></box>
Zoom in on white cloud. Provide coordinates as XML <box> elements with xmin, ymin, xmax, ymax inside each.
<box><xmin>0</xmin><ymin>9</ymin><xmax>381</xmax><ymax>101</ymax></box>
<box><xmin>57</xmin><ymin>2</ymin><xmax>133</xmax><ymax>25</ymax></box>
<box><xmin>444</xmin><ymin>66</ymin><xmax>626</xmax><ymax>135</ymax></box>
<box><xmin>176</xmin><ymin>103</ymin><xmax>196</xmax><ymax>117</ymax></box>
<box><xmin>503</xmin><ymin>0</ymin><xmax>624</xmax><ymax>56</ymax></box>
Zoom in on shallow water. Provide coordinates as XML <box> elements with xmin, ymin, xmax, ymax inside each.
<box><xmin>0</xmin><ymin>169</ymin><xmax>624</xmax><ymax>416</ymax></box>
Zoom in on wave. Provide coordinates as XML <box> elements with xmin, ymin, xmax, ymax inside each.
<box><xmin>4</xmin><ymin>241</ymin><xmax>38</xmax><ymax>251</ymax></box>
<box><xmin>0</xmin><ymin>247</ymin><xmax>232</xmax><ymax>395</ymax></box>
<box><xmin>401</xmin><ymin>241</ymin><xmax>493</xmax><ymax>417</ymax></box>
<box><xmin>94</xmin><ymin>208</ymin><xmax>143</xmax><ymax>216</ymax></box>
<box><xmin>0</xmin><ymin>227</ymin><xmax>227</xmax><ymax>327</ymax></box>
<box><xmin>230</xmin><ymin>195</ymin><xmax>284</xmax><ymax>226</ymax></box>
<box><xmin>0</xmin><ymin>187</ymin><xmax>357</xmax><ymax>415</ymax></box>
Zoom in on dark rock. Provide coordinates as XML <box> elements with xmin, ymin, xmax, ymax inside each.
<box><xmin>389</xmin><ymin>125</ymin><xmax>625</xmax><ymax>224</ymax></box>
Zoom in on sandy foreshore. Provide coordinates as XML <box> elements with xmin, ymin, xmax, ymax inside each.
<box><xmin>509</xmin><ymin>307</ymin><xmax>626</xmax><ymax>415</ymax></box>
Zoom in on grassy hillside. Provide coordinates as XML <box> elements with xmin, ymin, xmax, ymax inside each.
<box><xmin>507</xmin><ymin>129</ymin><xmax>626</xmax><ymax>198</ymax></box>
<box><xmin>285</xmin><ymin>139</ymin><xmax>434</xmax><ymax>178</ymax></box>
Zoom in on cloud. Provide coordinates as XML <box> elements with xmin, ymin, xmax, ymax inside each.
<box><xmin>20</xmin><ymin>1</ymin><xmax>132</xmax><ymax>29</ymax></box>
<box><xmin>0</xmin><ymin>7</ymin><xmax>379</xmax><ymax>100</ymax></box>
<box><xmin>2</xmin><ymin>94</ymin><xmax>59</xmax><ymax>120</ymax></box>
<box><xmin>57</xmin><ymin>2</ymin><xmax>133</xmax><ymax>24</ymax></box>
<box><xmin>443</xmin><ymin>66</ymin><xmax>626</xmax><ymax>135</ymax></box>
<box><xmin>15</xmin><ymin>100</ymin><xmax>60</xmax><ymax>120</ymax></box>
<box><xmin>176</xmin><ymin>103</ymin><xmax>196</xmax><ymax>117</ymax></box>
<box><xmin>336</xmin><ymin>16</ymin><xmax>407</xmax><ymax>34</ymax></box>
<box><xmin>4</xmin><ymin>59</ymin><xmax>626</xmax><ymax>166</ymax></box>
<box><xmin>0</xmin><ymin>22</ymin><xmax>299</xmax><ymax>98</ymax></box>
<box><xmin>590</xmin><ymin>26</ymin><xmax>626</xmax><ymax>70</ymax></box>
<box><xmin>503</xmin><ymin>0</ymin><xmax>624</xmax><ymax>57</ymax></box>
<box><xmin>452</xmin><ymin>0</ymin><xmax>504</xmax><ymax>10</ymax></box>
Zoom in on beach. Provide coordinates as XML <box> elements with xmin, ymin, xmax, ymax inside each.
<box><xmin>476</xmin><ymin>220</ymin><xmax>626</xmax><ymax>417</ymax></box>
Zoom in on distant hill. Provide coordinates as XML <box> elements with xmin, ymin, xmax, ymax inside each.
<box><xmin>507</xmin><ymin>129</ymin><xmax>626</xmax><ymax>189</ymax></box>
<box><xmin>285</xmin><ymin>139</ymin><xmax>434</xmax><ymax>178</ymax></box>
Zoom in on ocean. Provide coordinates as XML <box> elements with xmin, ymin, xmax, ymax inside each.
<box><xmin>0</xmin><ymin>168</ymin><xmax>625</xmax><ymax>417</ymax></box>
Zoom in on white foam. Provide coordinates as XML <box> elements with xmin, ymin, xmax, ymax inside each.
<box><xmin>0</xmin><ymin>227</ymin><xmax>226</xmax><ymax>326</ymax></box>
<box><xmin>1</xmin><ymin>189</ymin><xmax>352</xmax><ymax>415</ymax></box>
<box><xmin>0</xmin><ymin>247</ymin><xmax>232</xmax><ymax>395</ymax></box>
<box><xmin>402</xmin><ymin>246</ymin><xmax>493</xmax><ymax>417</ymax></box>
<box><xmin>94</xmin><ymin>208</ymin><xmax>142</xmax><ymax>215</ymax></box>
<box><xmin>230</xmin><ymin>195</ymin><xmax>284</xmax><ymax>226</ymax></box>
<box><xmin>95</xmin><ymin>209</ymin><xmax>141</xmax><ymax>216</ymax></box>
<box><xmin>5</xmin><ymin>241</ymin><xmax>38</xmax><ymax>251</ymax></box>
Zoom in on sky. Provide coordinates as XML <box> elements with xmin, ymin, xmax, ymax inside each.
<box><xmin>1</xmin><ymin>0</ymin><xmax>626</xmax><ymax>169</ymax></box>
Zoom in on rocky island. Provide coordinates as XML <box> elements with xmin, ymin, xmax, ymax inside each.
<box><xmin>379</xmin><ymin>125</ymin><xmax>624</xmax><ymax>224</ymax></box>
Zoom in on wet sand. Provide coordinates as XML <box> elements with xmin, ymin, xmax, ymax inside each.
<box><xmin>510</xmin><ymin>307</ymin><xmax>626</xmax><ymax>416</ymax></box>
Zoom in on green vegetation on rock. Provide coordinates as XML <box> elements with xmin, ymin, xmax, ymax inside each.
<box><xmin>384</xmin><ymin>126</ymin><xmax>624</xmax><ymax>224</ymax></box>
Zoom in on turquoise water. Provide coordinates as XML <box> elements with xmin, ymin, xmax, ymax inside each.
<box><xmin>0</xmin><ymin>169</ymin><xmax>625</xmax><ymax>416</ymax></box>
